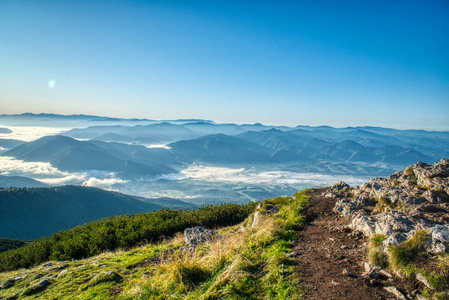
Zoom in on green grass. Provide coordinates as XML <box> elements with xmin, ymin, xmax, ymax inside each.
<box><xmin>0</xmin><ymin>191</ymin><xmax>310</xmax><ymax>300</ymax></box>
<box><xmin>137</xmin><ymin>191</ymin><xmax>309</xmax><ymax>299</ymax></box>
<box><xmin>387</xmin><ymin>230</ymin><xmax>427</xmax><ymax>272</ymax></box>
<box><xmin>368</xmin><ymin>230</ymin><xmax>449</xmax><ymax>298</ymax></box>
<box><xmin>368</xmin><ymin>234</ymin><xmax>388</xmax><ymax>267</ymax></box>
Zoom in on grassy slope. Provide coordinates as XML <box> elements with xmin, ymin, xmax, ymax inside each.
<box><xmin>0</xmin><ymin>192</ymin><xmax>309</xmax><ymax>300</ymax></box>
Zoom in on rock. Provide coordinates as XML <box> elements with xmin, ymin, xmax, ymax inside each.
<box><xmin>382</xmin><ymin>232</ymin><xmax>408</xmax><ymax>248</ymax></box>
<box><xmin>364</xmin><ymin>262</ymin><xmax>372</xmax><ymax>273</ymax></box>
<box><xmin>330</xmin><ymin>182</ymin><xmax>350</xmax><ymax>193</ymax></box>
<box><xmin>426</xmin><ymin>224</ymin><xmax>449</xmax><ymax>254</ymax></box>
<box><xmin>349</xmin><ymin>212</ymin><xmax>376</xmax><ymax>236</ymax></box>
<box><xmin>184</xmin><ymin>226</ymin><xmax>221</xmax><ymax>251</ymax></box>
<box><xmin>331</xmin><ymin>279</ymin><xmax>340</xmax><ymax>285</ymax></box>
<box><xmin>37</xmin><ymin>279</ymin><xmax>51</xmax><ymax>287</ymax></box>
<box><xmin>342</xmin><ymin>269</ymin><xmax>350</xmax><ymax>276</ymax></box>
<box><xmin>88</xmin><ymin>271</ymin><xmax>122</xmax><ymax>287</ymax></box>
<box><xmin>58</xmin><ymin>270</ymin><xmax>70</xmax><ymax>278</ymax></box>
<box><xmin>378</xmin><ymin>269</ymin><xmax>392</xmax><ymax>278</ymax></box>
<box><xmin>333</xmin><ymin>198</ymin><xmax>361</xmax><ymax>216</ymax></box>
<box><xmin>0</xmin><ymin>277</ymin><xmax>16</xmax><ymax>289</ymax></box>
<box><xmin>22</xmin><ymin>279</ymin><xmax>52</xmax><ymax>296</ymax></box>
<box><xmin>416</xmin><ymin>273</ymin><xmax>433</xmax><ymax>289</ymax></box>
<box><xmin>422</xmin><ymin>190</ymin><xmax>448</xmax><ymax>204</ymax></box>
<box><xmin>42</xmin><ymin>262</ymin><xmax>53</xmax><ymax>267</ymax></box>
<box><xmin>383</xmin><ymin>286</ymin><xmax>408</xmax><ymax>299</ymax></box>
<box><xmin>251</xmin><ymin>211</ymin><xmax>261</xmax><ymax>228</ymax></box>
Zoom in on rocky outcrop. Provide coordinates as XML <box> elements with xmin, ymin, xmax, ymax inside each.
<box><xmin>328</xmin><ymin>159</ymin><xmax>449</xmax><ymax>254</ymax></box>
<box><xmin>184</xmin><ymin>226</ymin><xmax>221</xmax><ymax>252</ymax></box>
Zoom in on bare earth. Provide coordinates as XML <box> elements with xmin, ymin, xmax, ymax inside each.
<box><xmin>293</xmin><ymin>189</ymin><xmax>417</xmax><ymax>300</ymax></box>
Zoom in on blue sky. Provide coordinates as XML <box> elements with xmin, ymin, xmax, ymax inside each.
<box><xmin>1</xmin><ymin>0</ymin><xmax>448</xmax><ymax>130</ymax></box>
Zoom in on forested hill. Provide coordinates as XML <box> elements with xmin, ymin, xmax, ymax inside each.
<box><xmin>0</xmin><ymin>186</ymin><xmax>195</xmax><ymax>240</ymax></box>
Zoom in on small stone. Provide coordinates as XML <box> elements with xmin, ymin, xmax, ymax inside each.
<box><xmin>58</xmin><ymin>270</ymin><xmax>69</xmax><ymax>278</ymax></box>
<box><xmin>342</xmin><ymin>269</ymin><xmax>350</xmax><ymax>276</ymax></box>
<box><xmin>0</xmin><ymin>277</ymin><xmax>16</xmax><ymax>289</ymax></box>
<box><xmin>383</xmin><ymin>286</ymin><xmax>407</xmax><ymax>300</ymax></box>
<box><xmin>364</xmin><ymin>262</ymin><xmax>372</xmax><ymax>273</ymax></box>
<box><xmin>416</xmin><ymin>273</ymin><xmax>433</xmax><ymax>289</ymax></box>
<box><xmin>43</xmin><ymin>262</ymin><xmax>53</xmax><ymax>267</ymax></box>
<box><xmin>37</xmin><ymin>279</ymin><xmax>51</xmax><ymax>287</ymax></box>
<box><xmin>378</xmin><ymin>269</ymin><xmax>392</xmax><ymax>278</ymax></box>
<box><xmin>340</xmin><ymin>245</ymin><xmax>348</xmax><ymax>250</ymax></box>
<box><xmin>329</xmin><ymin>237</ymin><xmax>335</xmax><ymax>241</ymax></box>
<box><xmin>370</xmin><ymin>279</ymin><xmax>378</xmax><ymax>285</ymax></box>
<box><xmin>331</xmin><ymin>279</ymin><xmax>340</xmax><ymax>286</ymax></box>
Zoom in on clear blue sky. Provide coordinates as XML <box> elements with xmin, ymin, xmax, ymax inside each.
<box><xmin>1</xmin><ymin>0</ymin><xmax>448</xmax><ymax>129</ymax></box>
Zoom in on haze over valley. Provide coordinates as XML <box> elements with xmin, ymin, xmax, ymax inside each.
<box><xmin>1</xmin><ymin>113</ymin><xmax>447</xmax><ymax>207</ymax></box>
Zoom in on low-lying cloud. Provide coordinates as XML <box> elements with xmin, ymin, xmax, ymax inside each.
<box><xmin>181</xmin><ymin>165</ymin><xmax>368</xmax><ymax>187</ymax></box>
<box><xmin>0</xmin><ymin>156</ymin><xmax>126</xmax><ymax>190</ymax></box>
<box><xmin>82</xmin><ymin>177</ymin><xmax>128</xmax><ymax>188</ymax></box>
<box><xmin>0</xmin><ymin>126</ymin><xmax>66</xmax><ymax>142</ymax></box>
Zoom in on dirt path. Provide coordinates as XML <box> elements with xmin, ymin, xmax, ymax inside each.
<box><xmin>292</xmin><ymin>189</ymin><xmax>414</xmax><ymax>300</ymax></box>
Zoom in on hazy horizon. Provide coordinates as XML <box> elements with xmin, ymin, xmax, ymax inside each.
<box><xmin>1</xmin><ymin>112</ymin><xmax>448</xmax><ymax>132</ymax></box>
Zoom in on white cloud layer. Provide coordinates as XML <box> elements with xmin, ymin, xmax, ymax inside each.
<box><xmin>0</xmin><ymin>156</ymin><xmax>126</xmax><ymax>189</ymax></box>
<box><xmin>181</xmin><ymin>165</ymin><xmax>368</xmax><ymax>187</ymax></box>
<box><xmin>82</xmin><ymin>177</ymin><xmax>128</xmax><ymax>188</ymax></box>
<box><xmin>0</xmin><ymin>126</ymin><xmax>66</xmax><ymax>142</ymax></box>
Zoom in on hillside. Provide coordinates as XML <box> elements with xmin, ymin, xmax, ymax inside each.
<box><xmin>0</xmin><ymin>160</ymin><xmax>448</xmax><ymax>299</ymax></box>
<box><xmin>0</xmin><ymin>186</ymin><xmax>195</xmax><ymax>240</ymax></box>
<box><xmin>2</xmin><ymin>135</ymin><xmax>176</xmax><ymax>179</ymax></box>
<box><xmin>0</xmin><ymin>175</ymin><xmax>48</xmax><ymax>188</ymax></box>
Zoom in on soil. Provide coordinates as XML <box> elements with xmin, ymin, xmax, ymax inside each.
<box><xmin>293</xmin><ymin>189</ymin><xmax>419</xmax><ymax>300</ymax></box>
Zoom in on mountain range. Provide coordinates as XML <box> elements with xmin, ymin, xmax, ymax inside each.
<box><xmin>1</xmin><ymin>113</ymin><xmax>448</xmax><ymax>182</ymax></box>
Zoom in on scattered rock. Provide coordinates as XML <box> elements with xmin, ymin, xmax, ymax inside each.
<box><xmin>416</xmin><ymin>294</ymin><xmax>427</xmax><ymax>300</ymax></box>
<box><xmin>330</xmin><ymin>159</ymin><xmax>449</xmax><ymax>254</ymax></box>
<box><xmin>252</xmin><ymin>211</ymin><xmax>261</xmax><ymax>228</ymax></box>
<box><xmin>423</xmin><ymin>190</ymin><xmax>448</xmax><ymax>204</ymax></box>
<box><xmin>426</xmin><ymin>224</ymin><xmax>449</xmax><ymax>254</ymax></box>
<box><xmin>416</xmin><ymin>273</ymin><xmax>433</xmax><ymax>290</ymax></box>
<box><xmin>382</xmin><ymin>232</ymin><xmax>408</xmax><ymax>248</ymax></box>
<box><xmin>37</xmin><ymin>279</ymin><xmax>51</xmax><ymax>287</ymax></box>
<box><xmin>331</xmin><ymin>182</ymin><xmax>350</xmax><ymax>192</ymax></box>
<box><xmin>383</xmin><ymin>286</ymin><xmax>408</xmax><ymax>299</ymax></box>
<box><xmin>87</xmin><ymin>271</ymin><xmax>122</xmax><ymax>287</ymax></box>
<box><xmin>22</xmin><ymin>279</ymin><xmax>51</xmax><ymax>296</ymax></box>
<box><xmin>378</xmin><ymin>269</ymin><xmax>392</xmax><ymax>278</ymax></box>
<box><xmin>184</xmin><ymin>226</ymin><xmax>221</xmax><ymax>252</ymax></box>
<box><xmin>57</xmin><ymin>270</ymin><xmax>70</xmax><ymax>278</ymax></box>
<box><xmin>0</xmin><ymin>277</ymin><xmax>16</xmax><ymax>289</ymax></box>
<box><xmin>331</xmin><ymin>279</ymin><xmax>340</xmax><ymax>285</ymax></box>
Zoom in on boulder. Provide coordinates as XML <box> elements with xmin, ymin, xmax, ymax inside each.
<box><xmin>382</xmin><ymin>232</ymin><xmax>409</xmax><ymax>248</ymax></box>
<box><xmin>426</xmin><ymin>224</ymin><xmax>449</xmax><ymax>254</ymax></box>
<box><xmin>349</xmin><ymin>211</ymin><xmax>417</xmax><ymax>236</ymax></box>
<box><xmin>330</xmin><ymin>181</ymin><xmax>350</xmax><ymax>193</ymax></box>
<box><xmin>184</xmin><ymin>226</ymin><xmax>221</xmax><ymax>251</ymax></box>
<box><xmin>0</xmin><ymin>277</ymin><xmax>16</xmax><ymax>290</ymax></box>
<box><xmin>88</xmin><ymin>271</ymin><xmax>122</xmax><ymax>287</ymax></box>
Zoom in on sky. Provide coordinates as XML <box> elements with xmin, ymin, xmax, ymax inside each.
<box><xmin>1</xmin><ymin>0</ymin><xmax>448</xmax><ymax>130</ymax></box>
